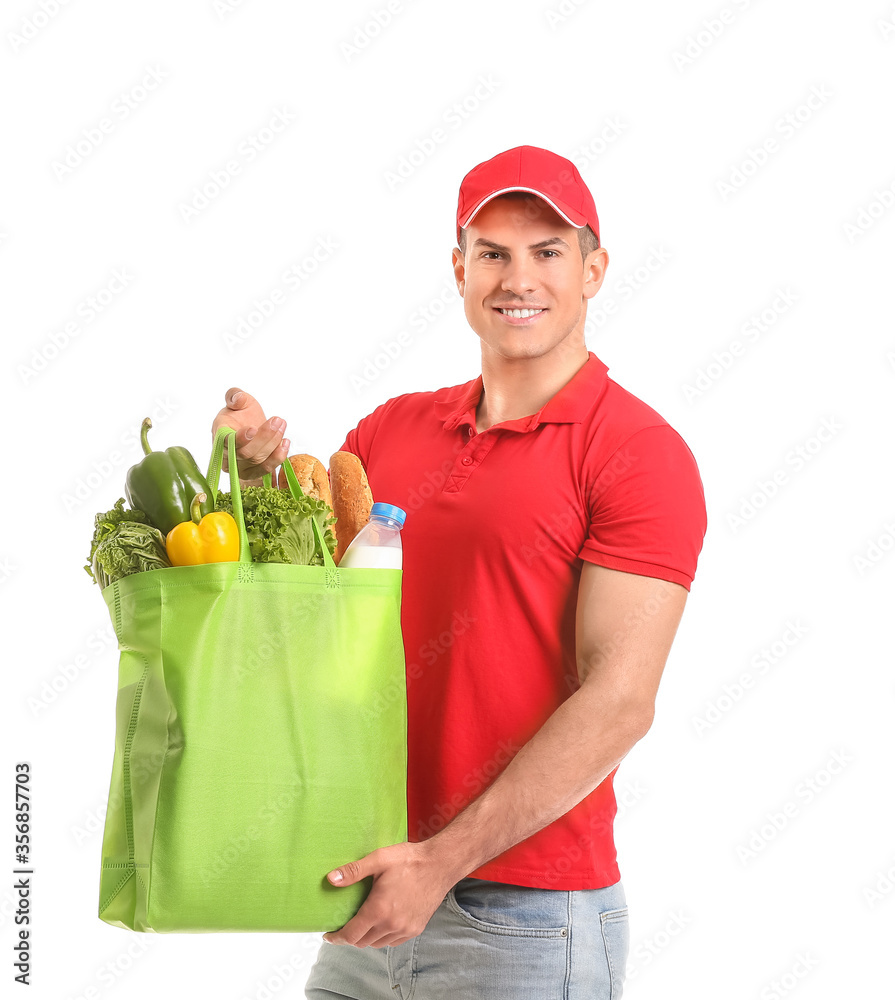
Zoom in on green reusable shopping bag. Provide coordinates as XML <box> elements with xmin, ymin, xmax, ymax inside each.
<box><xmin>97</xmin><ymin>427</ymin><xmax>407</xmax><ymax>933</ymax></box>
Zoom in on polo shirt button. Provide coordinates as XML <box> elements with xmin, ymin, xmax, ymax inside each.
<box><xmin>468</xmin><ymin>427</ymin><xmax>474</xmax><ymax>436</ymax></box>
<box><xmin>462</xmin><ymin>456</ymin><xmax>473</xmax><ymax>465</ymax></box>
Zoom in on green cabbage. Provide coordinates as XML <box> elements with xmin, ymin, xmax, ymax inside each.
<box><xmin>85</xmin><ymin>498</ymin><xmax>171</xmax><ymax>587</ymax></box>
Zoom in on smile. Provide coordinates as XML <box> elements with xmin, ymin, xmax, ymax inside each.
<box><xmin>496</xmin><ymin>308</ymin><xmax>545</xmax><ymax>318</ymax></box>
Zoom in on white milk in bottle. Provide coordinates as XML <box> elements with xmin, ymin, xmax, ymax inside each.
<box><xmin>338</xmin><ymin>503</ymin><xmax>406</xmax><ymax>569</ymax></box>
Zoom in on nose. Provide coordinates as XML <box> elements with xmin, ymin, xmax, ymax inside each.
<box><xmin>500</xmin><ymin>256</ymin><xmax>538</xmax><ymax>297</ymax></box>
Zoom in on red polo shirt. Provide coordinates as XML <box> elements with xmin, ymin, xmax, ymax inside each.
<box><xmin>337</xmin><ymin>351</ymin><xmax>707</xmax><ymax>889</ymax></box>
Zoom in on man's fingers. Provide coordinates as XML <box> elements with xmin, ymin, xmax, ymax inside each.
<box><xmin>225</xmin><ymin>387</ymin><xmax>249</xmax><ymax>409</ymax></box>
<box><xmin>226</xmin><ymin>417</ymin><xmax>287</xmax><ymax>479</ymax></box>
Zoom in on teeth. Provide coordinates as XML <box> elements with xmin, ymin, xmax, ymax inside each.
<box><xmin>499</xmin><ymin>308</ymin><xmax>544</xmax><ymax>318</ymax></box>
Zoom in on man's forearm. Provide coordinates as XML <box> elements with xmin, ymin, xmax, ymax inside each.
<box><xmin>420</xmin><ymin>683</ymin><xmax>650</xmax><ymax>886</ymax></box>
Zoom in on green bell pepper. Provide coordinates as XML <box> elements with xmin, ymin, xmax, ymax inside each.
<box><xmin>125</xmin><ymin>418</ymin><xmax>214</xmax><ymax>535</ymax></box>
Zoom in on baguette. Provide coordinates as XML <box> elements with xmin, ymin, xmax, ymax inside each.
<box><xmin>329</xmin><ymin>451</ymin><xmax>373</xmax><ymax>565</ymax></box>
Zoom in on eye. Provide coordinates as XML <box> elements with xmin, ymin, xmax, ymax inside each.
<box><xmin>539</xmin><ymin>249</ymin><xmax>559</xmax><ymax>258</ymax></box>
<box><xmin>481</xmin><ymin>251</ymin><xmax>503</xmax><ymax>260</ymax></box>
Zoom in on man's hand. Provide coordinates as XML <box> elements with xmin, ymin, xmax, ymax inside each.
<box><xmin>212</xmin><ymin>387</ymin><xmax>291</xmax><ymax>485</ymax></box>
<box><xmin>321</xmin><ymin>841</ymin><xmax>456</xmax><ymax>949</ymax></box>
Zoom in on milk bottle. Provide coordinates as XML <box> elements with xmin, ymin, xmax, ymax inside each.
<box><xmin>338</xmin><ymin>503</ymin><xmax>406</xmax><ymax>569</ymax></box>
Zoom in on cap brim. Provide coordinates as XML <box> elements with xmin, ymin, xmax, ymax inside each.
<box><xmin>459</xmin><ymin>187</ymin><xmax>587</xmax><ymax>230</ymax></box>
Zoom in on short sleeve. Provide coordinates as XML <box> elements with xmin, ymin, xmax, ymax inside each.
<box><xmin>333</xmin><ymin>396</ymin><xmax>399</xmax><ymax>468</ymax></box>
<box><xmin>579</xmin><ymin>424</ymin><xmax>707</xmax><ymax>591</ymax></box>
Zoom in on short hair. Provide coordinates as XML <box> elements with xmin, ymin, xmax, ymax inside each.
<box><xmin>457</xmin><ymin>192</ymin><xmax>600</xmax><ymax>261</ymax></box>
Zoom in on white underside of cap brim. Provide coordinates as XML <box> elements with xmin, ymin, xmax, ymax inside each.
<box><xmin>460</xmin><ymin>187</ymin><xmax>585</xmax><ymax>229</ymax></box>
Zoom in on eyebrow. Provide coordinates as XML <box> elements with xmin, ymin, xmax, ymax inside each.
<box><xmin>471</xmin><ymin>237</ymin><xmax>572</xmax><ymax>252</ymax></box>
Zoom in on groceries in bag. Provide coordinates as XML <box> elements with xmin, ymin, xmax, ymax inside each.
<box><xmin>84</xmin><ymin>415</ymin><xmax>404</xmax><ymax>587</ymax></box>
<box><xmin>85</xmin><ymin>498</ymin><xmax>172</xmax><ymax>587</ymax></box>
<box><xmin>339</xmin><ymin>503</ymin><xmax>406</xmax><ymax>569</ymax></box>
<box><xmin>326</xmin><ymin>451</ymin><xmax>374</xmax><ymax>564</ymax></box>
<box><xmin>277</xmin><ymin>453</ymin><xmax>334</xmax><ymax>509</ymax></box>
<box><xmin>214</xmin><ymin>481</ymin><xmax>336</xmax><ymax>565</ymax></box>
<box><xmin>166</xmin><ymin>492</ymin><xmax>240</xmax><ymax>566</ymax></box>
<box><xmin>125</xmin><ymin>417</ymin><xmax>214</xmax><ymax>534</ymax></box>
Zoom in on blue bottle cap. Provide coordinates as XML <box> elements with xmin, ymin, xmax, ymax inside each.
<box><xmin>371</xmin><ymin>502</ymin><xmax>406</xmax><ymax>527</ymax></box>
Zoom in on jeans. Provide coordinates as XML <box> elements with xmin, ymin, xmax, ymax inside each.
<box><xmin>305</xmin><ymin>876</ymin><xmax>629</xmax><ymax>999</ymax></box>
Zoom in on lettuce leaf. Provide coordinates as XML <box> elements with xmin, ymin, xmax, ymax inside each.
<box><xmin>214</xmin><ymin>487</ymin><xmax>337</xmax><ymax>566</ymax></box>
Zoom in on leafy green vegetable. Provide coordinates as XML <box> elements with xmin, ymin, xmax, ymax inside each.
<box><xmin>85</xmin><ymin>498</ymin><xmax>171</xmax><ymax>587</ymax></box>
<box><xmin>214</xmin><ymin>487</ymin><xmax>336</xmax><ymax>566</ymax></box>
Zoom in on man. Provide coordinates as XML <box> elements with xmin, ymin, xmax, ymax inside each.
<box><xmin>213</xmin><ymin>145</ymin><xmax>707</xmax><ymax>998</ymax></box>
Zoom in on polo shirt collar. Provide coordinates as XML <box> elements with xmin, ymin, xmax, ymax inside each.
<box><xmin>433</xmin><ymin>351</ymin><xmax>609</xmax><ymax>433</ymax></box>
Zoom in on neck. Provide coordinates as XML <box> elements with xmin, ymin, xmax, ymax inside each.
<box><xmin>476</xmin><ymin>341</ymin><xmax>590</xmax><ymax>433</ymax></box>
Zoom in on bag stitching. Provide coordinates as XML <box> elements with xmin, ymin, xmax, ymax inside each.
<box><xmin>100</xmin><ymin>655</ymin><xmax>150</xmax><ymax>916</ymax></box>
<box><xmin>109</xmin><ymin>570</ymin><xmax>402</xmax><ymax>598</ymax></box>
<box><xmin>122</xmin><ymin>659</ymin><xmax>150</xmax><ymax>865</ymax></box>
<box><xmin>99</xmin><ymin>869</ymin><xmax>135</xmax><ymax>913</ymax></box>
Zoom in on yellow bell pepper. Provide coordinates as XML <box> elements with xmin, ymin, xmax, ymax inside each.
<box><xmin>166</xmin><ymin>492</ymin><xmax>239</xmax><ymax>566</ymax></box>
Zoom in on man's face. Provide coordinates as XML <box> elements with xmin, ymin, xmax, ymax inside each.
<box><xmin>451</xmin><ymin>194</ymin><xmax>608</xmax><ymax>364</ymax></box>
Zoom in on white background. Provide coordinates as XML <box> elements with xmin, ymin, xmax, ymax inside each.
<box><xmin>3</xmin><ymin>0</ymin><xmax>895</xmax><ymax>997</ymax></box>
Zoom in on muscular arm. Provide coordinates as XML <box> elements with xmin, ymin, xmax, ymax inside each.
<box><xmin>421</xmin><ymin>563</ymin><xmax>689</xmax><ymax>884</ymax></box>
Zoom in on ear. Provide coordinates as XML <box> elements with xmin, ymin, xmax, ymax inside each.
<box><xmin>452</xmin><ymin>247</ymin><xmax>466</xmax><ymax>297</ymax></box>
<box><xmin>583</xmin><ymin>247</ymin><xmax>609</xmax><ymax>301</ymax></box>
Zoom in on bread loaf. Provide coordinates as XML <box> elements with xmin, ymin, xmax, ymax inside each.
<box><xmin>277</xmin><ymin>454</ymin><xmax>333</xmax><ymax>509</ymax></box>
<box><xmin>329</xmin><ymin>451</ymin><xmax>373</xmax><ymax>565</ymax></box>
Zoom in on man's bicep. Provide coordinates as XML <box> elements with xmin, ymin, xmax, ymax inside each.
<box><xmin>574</xmin><ymin>562</ymin><xmax>689</xmax><ymax>723</ymax></box>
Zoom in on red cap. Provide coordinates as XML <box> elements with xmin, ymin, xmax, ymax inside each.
<box><xmin>456</xmin><ymin>145</ymin><xmax>600</xmax><ymax>245</ymax></box>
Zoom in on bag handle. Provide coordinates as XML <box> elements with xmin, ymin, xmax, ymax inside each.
<box><xmin>206</xmin><ymin>426</ymin><xmax>252</xmax><ymax>563</ymax></box>
<box><xmin>280</xmin><ymin>450</ymin><xmax>337</xmax><ymax>570</ymax></box>
<box><xmin>206</xmin><ymin>426</ymin><xmax>336</xmax><ymax>570</ymax></box>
